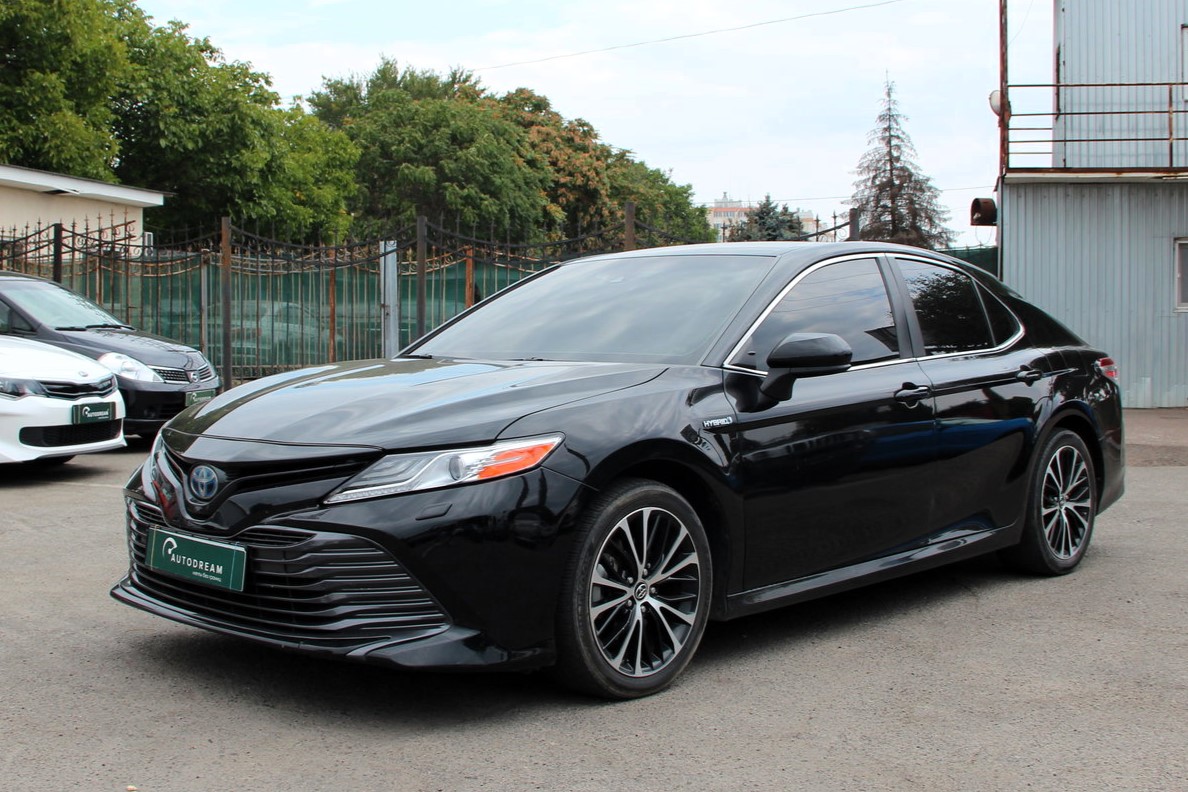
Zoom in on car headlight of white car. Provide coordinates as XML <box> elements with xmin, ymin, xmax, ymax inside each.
<box><xmin>0</xmin><ymin>377</ymin><xmax>48</xmax><ymax>399</ymax></box>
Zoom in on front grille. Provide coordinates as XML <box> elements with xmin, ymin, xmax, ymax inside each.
<box><xmin>126</xmin><ymin>502</ymin><xmax>450</xmax><ymax>649</ymax></box>
<box><xmin>151</xmin><ymin>364</ymin><xmax>216</xmax><ymax>384</ymax></box>
<box><xmin>20</xmin><ymin>419</ymin><xmax>122</xmax><ymax>447</ymax></box>
<box><xmin>152</xmin><ymin>367</ymin><xmax>190</xmax><ymax>384</ymax></box>
<box><xmin>42</xmin><ymin>377</ymin><xmax>117</xmax><ymax>400</ymax></box>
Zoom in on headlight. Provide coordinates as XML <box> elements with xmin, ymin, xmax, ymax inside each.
<box><xmin>325</xmin><ymin>434</ymin><xmax>564</xmax><ymax>504</ymax></box>
<box><xmin>99</xmin><ymin>353</ymin><xmax>164</xmax><ymax>382</ymax></box>
<box><xmin>0</xmin><ymin>377</ymin><xmax>47</xmax><ymax>399</ymax></box>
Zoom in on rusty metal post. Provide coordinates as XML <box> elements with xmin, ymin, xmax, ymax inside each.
<box><xmin>1169</xmin><ymin>84</ymin><xmax>1176</xmax><ymax>167</ymax></box>
<box><xmin>327</xmin><ymin>247</ymin><xmax>337</xmax><ymax>363</ymax></box>
<box><xmin>847</xmin><ymin>208</ymin><xmax>861</xmax><ymax>241</ymax></box>
<box><xmin>999</xmin><ymin>0</ymin><xmax>1009</xmax><ymax>174</ymax></box>
<box><xmin>416</xmin><ymin>215</ymin><xmax>427</xmax><ymax>339</ymax></box>
<box><xmin>623</xmin><ymin>202</ymin><xmax>636</xmax><ymax>251</ymax></box>
<box><xmin>465</xmin><ymin>246</ymin><xmax>475</xmax><ymax>308</ymax></box>
<box><xmin>51</xmin><ymin>223</ymin><xmax>63</xmax><ymax>283</ymax></box>
<box><xmin>220</xmin><ymin>217</ymin><xmax>233</xmax><ymax>389</ymax></box>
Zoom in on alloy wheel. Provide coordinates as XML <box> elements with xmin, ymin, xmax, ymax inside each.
<box><xmin>588</xmin><ymin>506</ymin><xmax>702</xmax><ymax>678</ymax></box>
<box><xmin>1041</xmin><ymin>444</ymin><xmax>1094</xmax><ymax>559</ymax></box>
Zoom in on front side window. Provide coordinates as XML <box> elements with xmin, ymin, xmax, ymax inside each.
<box><xmin>896</xmin><ymin>259</ymin><xmax>995</xmax><ymax>355</ymax></box>
<box><xmin>728</xmin><ymin>257</ymin><xmax>900</xmax><ymax>371</ymax></box>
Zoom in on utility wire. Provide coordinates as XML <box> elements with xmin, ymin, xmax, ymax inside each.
<box><xmin>474</xmin><ymin>0</ymin><xmax>910</xmax><ymax>71</ymax></box>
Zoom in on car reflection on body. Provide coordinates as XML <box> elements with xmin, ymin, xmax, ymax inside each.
<box><xmin>111</xmin><ymin>241</ymin><xmax>1125</xmax><ymax>699</ymax></box>
<box><xmin>0</xmin><ymin>336</ymin><xmax>125</xmax><ymax>464</ymax></box>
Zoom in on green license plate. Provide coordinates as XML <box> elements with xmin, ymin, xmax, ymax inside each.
<box><xmin>145</xmin><ymin>528</ymin><xmax>247</xmax><ymax>592</ymax></box>
<box><xmin>185</xmin><ymin>389</ymin><xmax>216</xmax><ymax>406</ymax></box>
<box><xmin>72</xmin><ymin>402</ymin><xmax>115</xmax><ymax>424</ymax></box>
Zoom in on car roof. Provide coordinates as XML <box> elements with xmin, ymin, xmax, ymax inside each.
<box><xmin>576</xmin><ymin>240</ymin><xmax>962</xmax><ymax>266</ymax></box>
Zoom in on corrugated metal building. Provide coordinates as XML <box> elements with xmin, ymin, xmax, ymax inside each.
<box><xmin>1000</xmin><ymin>0</ymin><xmax>1188</xmax><ymax>407</ymax></box>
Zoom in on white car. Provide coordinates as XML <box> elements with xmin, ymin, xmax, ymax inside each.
<box><xmin>0</xmin><ymin>336</ymin><xmax>126</xmax><ymax>464</ymax></box>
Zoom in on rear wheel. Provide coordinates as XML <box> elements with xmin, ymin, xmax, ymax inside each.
<box><xmin>555</xmin><ymin>479</ymin><xmax>711</xmax><ymax>699</ymax></box>
<box><xmin>1000</xmin><ymin>429</ymin><xmax>1097</xmax><ymax>575</ymax></box>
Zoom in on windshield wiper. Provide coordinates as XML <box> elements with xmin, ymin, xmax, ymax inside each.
<box><xmin>55</xmin><ymin>325</ymin><xmax>88</xmax><ymax>331</ymax></box>
<box><xmin>86</xmin><ymin>323</ymin><xmax>131</xmax><ymax>329</ymax></box>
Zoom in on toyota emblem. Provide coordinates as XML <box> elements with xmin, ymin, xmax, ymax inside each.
<box><xmin>188</xmin><ymin>465</ymin><xmax>220</xmax><ymax>501</ymax></box>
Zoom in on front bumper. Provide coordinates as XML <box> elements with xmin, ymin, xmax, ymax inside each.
<box><xmin>120</xmin><ymin>376</ymin><xmax>220</xmax><ymax>435</ymax></box>
<box><xmin>0</xmin><ymin>394</ymin><xmax>124</xmax><ymax>462</ymax></box>
<box><xmin>112</xmin><ymin>466</ymin><xmax>588</xmax><ymax>671</ymax></box>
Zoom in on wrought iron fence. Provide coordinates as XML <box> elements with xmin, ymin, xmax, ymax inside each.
<box><xmin>2</xmin><ymin>205</ymin><xmax>863</xmax><ymax>384</ymax></box>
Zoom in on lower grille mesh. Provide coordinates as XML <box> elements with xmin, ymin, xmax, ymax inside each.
<box><xmin>20</xmin><ymin>420</ymin><xmax>121</xmax><ymax>447</ymax></box>
<box><xmin>126</xmin><ymin>501</ymin><xmax>450</xmax><ymax>649</ymax></box>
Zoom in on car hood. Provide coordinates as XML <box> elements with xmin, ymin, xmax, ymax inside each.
<box><xmin>0</xmin><ymin>336</ymin><xmax>112</xmax><ymax>382</ymax></box>
<box><xmin>53</xmin><ymin>327</ymin><xmax>201</xmax><ymax>368</ymax></box>
<box><xmin>168</xmin><ymin>357</ymin><xmax>665</xmax><ymax>449</ymax></box>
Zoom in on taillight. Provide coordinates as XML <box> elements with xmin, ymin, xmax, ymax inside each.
<box><xmin>1096</xmin><ymin>357</ymin><xmax>1119</xmax><ymax>379</ymax></box>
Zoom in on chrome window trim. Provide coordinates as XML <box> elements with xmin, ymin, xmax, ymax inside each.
<box><xmin>722</xmin><ymin>253</ymin><xmax>901</xmax><ymax>376</ymax></box>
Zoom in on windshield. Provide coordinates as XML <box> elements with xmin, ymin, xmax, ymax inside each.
<box><xmin>414</xmin><ymin>253</ymin><xmax>776</xmax><ymax>364</ymax></box>
<box><xmin>2</xmin><ymin>280</ymin><xmax>124</xmax><ymax>329</ymax></box>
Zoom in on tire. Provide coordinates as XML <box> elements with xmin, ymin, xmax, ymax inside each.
<box><xmin>1000</xmin><ymin>429</ymin><xmax>1097</xmax><ymax>575</ymax></box>
<box><xmin>554</xmin><ymin>479</ymin><xmax>712</xmax><ymax>699</ymax></box>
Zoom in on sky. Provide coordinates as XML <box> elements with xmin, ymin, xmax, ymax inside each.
<box><xmin>133</xmin><ymin>0</ymin><xmax>1054</xmax><ymax>246</ymax></box>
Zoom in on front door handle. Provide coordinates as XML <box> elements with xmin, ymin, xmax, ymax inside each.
<box><xmin>894</xmin><ymin>384</ymin><xmax>932</xmax><ymax>405</ymax></box>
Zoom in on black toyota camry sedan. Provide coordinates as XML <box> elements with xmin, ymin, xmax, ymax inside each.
<box><xmin>112</xmin><ymin>242</ymin><xmax>1124</xmax><ymax>699</ymax></box>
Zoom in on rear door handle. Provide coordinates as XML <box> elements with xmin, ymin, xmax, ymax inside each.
<box><xmin>1016</xmin><ymin>367</ymin><xmax>1044</xmax><ymax>384</ymax></box>
<box><xmin>894</xmin><ymin>384</ymin><xmax>932</xmax><ymax>404</ymax></box>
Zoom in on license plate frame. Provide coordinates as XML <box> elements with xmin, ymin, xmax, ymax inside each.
<box><xmin>185</xmin><ymin>389</ymin><xmax>216</xmax><ymax>407</ymax></box>
<box><xmin>145</xmin><ymin>528</ymin><xmax>247</xmax><ymax>592</ymax></box>
<box><xmin>71</xmin><ymin>402</ymin><xmax>116</xmax><ymax>424</ymax></box>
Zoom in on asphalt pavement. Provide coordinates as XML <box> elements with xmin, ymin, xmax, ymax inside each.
<box><xmin>0</xmin><ymin>410</ymin><xmax>1184</xmax><ymax>791</ymax></box>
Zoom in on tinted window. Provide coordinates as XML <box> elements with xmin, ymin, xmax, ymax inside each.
<box><xmin>729</xmin><ymin>258</ymin><xmax>899</xmax><ymax>370</ymax></box>
<box><xmin>979</xmin><ymin>283</ymin><xmax>1022</xmax><ymax>346</ymax></box>
<box><xmin>896</xmin><ymin>259</ymin><xmax>994</xmax><ymax>355</ymax></box>
<box><xmin>415</xmin><ymin>254</ymin><xmax>776</xmax><ymax>364</ymax></box>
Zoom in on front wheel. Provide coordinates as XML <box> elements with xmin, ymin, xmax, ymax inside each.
<box><xmin>1000</xmin><ymin>429</ymin><xmax>1097</xmax><ymax>575</ymax></box>
<box><xmin>555</xmin><ymin>479</ymin><xmax>712</xmax><ymax>699</ymax></box>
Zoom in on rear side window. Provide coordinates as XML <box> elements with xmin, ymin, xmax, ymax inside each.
<box><xmin>896</xmin><ymin>259</ymin><xmax>995</xmax><ymax>355</ymax></box>
<box><xmin>729</xmin><ymin>257</ymin><xmax>900</xmax><ymax>370</ymax></box>
<box><xmin>979</xmin><ymin>284</ymin><xmax>1022</xmax><ymax>346</ymax></box>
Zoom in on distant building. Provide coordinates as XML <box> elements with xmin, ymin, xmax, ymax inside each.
<box><xmin>997</xmin><ymin>0</ymin><xmax>1188</xmax><ymax>407</ymax></box>
<box><xmin>705</xmin><ymin>193</ymin><xmax>824</xmax><ymax>241</ymax></box>
<box><xmin>706</xmin><ymin>194</ymin><xmax>753</xmax><ymax>241</ymax></box>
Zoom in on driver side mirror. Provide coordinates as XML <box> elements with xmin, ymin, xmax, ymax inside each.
<box><xmin>758</xmin><ymin>332</ymin><xmax>853</xmax><ymax>404</ymax></box>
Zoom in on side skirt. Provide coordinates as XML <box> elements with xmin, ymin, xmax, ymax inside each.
<box><xmin>720</xmin><ymin>525</ymin><xmax>1017</xmax><ymax>621</ymax></box>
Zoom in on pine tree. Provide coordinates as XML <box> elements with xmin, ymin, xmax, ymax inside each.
<box><xmin>727</xmin><ymin>195</ymin><xmax>804</xmax><ymax>241</ymax></box>
<box><xmin>850</xmin><ymin>81</ymin><xmax>953</xmax><ymax>249</ymax></box>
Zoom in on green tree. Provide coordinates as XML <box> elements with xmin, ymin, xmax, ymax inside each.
<box><xmin>112</xmin><ymin>11</ymin><xmax>358</xmax><ymax>237</ymax></box>
<box><xmin>0</xmin><ymin>0</ymin><xmax>128</xmax><ymax>179</ymax></box>
<box><xmin>726</xmin><ymin>195</ymin><xmax>804</xmax><ymax>241</ymax></box>
<box><xmin>606</xmin><ymin>153</ymin><xmax>716</xmax><ymax>242</ymax></box>
<box><xmin>850</xmin><ymin>81</ymin><xmax>953</xmax><ymax>249</ymax></box>
<box><xmin>497</xmin><ymin>88</ymin><xmax>616</xmax><ymax>237</ymax></box>
<box><xmin>311</xmin><ymin>61</ymin><xmax>547</xmax><ymax>238</ymax></box>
